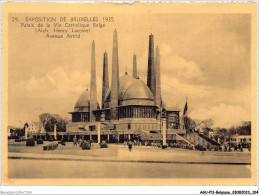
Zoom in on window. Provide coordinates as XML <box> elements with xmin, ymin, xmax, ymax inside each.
<box><xmin>128</xmin><ymin>123</ymin><xmax>131</xmax><ymax>130</ymax></box>
<box><xmin>89</xmin><ymin>126</ymin><xmax>96</xmax><ymax>131</ymax></box>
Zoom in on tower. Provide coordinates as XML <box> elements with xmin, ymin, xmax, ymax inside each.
<box><xmin>133</xmin><ymin>54</ymin><xmax>137</xmax><ymax>78</ymax></box>
<box><xmin>102</xmin><ymin>51</ymin><xmax>109</xmax><ymax>109</ymax></box>
<box><xmin>147</xmin><ymin>34</ymin><xmax>156</xmax><ymax>102</ymax></box>
<box><xmin>90</xmin><ymin>40</ymin><xmax>97</xmax><ymax>121</ymax></box>
<box><xmin>110</xmin><ymin>30</ymin><xmax>119</xmax><ymax>120</ymax></box>
<box><xmin>155</xmin><ymin>46</ymin><xmax>161</xmax><ymax>107</ymax></box>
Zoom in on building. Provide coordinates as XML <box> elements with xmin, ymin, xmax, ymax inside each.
<box><xmin>66</xmin><ymin>30</ymin><xmax>186</xmax><ymax>144</ymax></box>
<box><xmin>228</xmin><ymin>134</ymin><xmax>251</xmax><ymax>145</ymax></box>
<box><xmin>27</xmin><ymin>122</ymin><xmax>41</xmax><ymax>134</ymax></box>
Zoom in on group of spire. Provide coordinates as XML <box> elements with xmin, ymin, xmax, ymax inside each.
<box><xmin>89</xmin><ymin>30</ymin><xmax>161</xmax><ymax>121</ymax></box>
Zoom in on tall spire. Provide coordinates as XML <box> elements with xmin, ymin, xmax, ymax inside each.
<box><xmin>90</xmin><ymin>40</ymin><xmax>97</xmax><ymax>121</ymax></box>
<box><xmin>147</xmin><ymin>34</ymin><xmax>156</xmax><ymax>100</ymax></box>
<box><xmin>110</xmin><ymin>29</ymin><xmax>119</xmax><ymax>120</ymax></box>
<box><xmin>102</xmin><ymin>51</ymin><xmax>109</xmax><ymax>109</ymax></box>
<box><xmin>133</xmin><ymin>54</ymin><xmax>137</xmax><ymax>78</ymax></box>
<box><xmin>155</xmin><ymin>46</ymin><xmax>161</xmax><ymax>107</ymax></box>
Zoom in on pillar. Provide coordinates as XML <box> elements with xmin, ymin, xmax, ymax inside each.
<box><xmin>102</xmin><ymin>51</ymin><xmax>109</xmax><ymax>109</ymax></box>
<box><xmin>90</xmin><ymin>40</ymin><xmax>98</xmax><ymax>121</ymax></box>
<box><xmin>8</xmin><ymin>126</ymin><xmax>11</xmax><ymax>137</ymax></box>
<box><xmin>97</xmin><ymin>123</ymin><xmax>101</xmax><ymax>144</ymax></box>
<box><xmin>54</xmin><ymin>124</ymin><xmax>57</xmax><ymax>140</ymax></box>
<box><xmin>90</xmin><ymin>135</ymin><xmax>92</xmax><ymax>140</ymax></box>
<box><xmin>110</xmin><ymin>29</ymin><xmax>119</xmax><ymax>120</ymax></box>
<box><xmin>107</xmin><ymin>135</ymin><xmax>110</xmax><ymax>143</ymax></box>
<box><xmin>25</xmin><ymin>126</ymin><xmax>28</xmax><ymax>139</ymax></box>
<box><xmin>147</xmin><ymin>34</ymin><xmax>156</xmax><ymax>100</ymax></box>
<box><xmin>128</xmin><ymin>134</ymin><xmax>131</xmax><ymax>141</ymax></box>
<box><xmin>162</xmin><ymin>118</ymin><xmax>167</xmax><ymax>147</ymax></box>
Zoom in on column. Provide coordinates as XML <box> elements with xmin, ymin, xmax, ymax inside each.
<box><xmin>162</xmin><ymin>118</ymin><xmax>167</xmax><ymax>147</ymax></box>
<box><xmin>97</xmin><ymin>123</ymin><xmax>101</xmax><ymax>144</ymax></box>
<box><xmin>25</xmin><ymin>125</ymin><xmax>28</xmax><ymax>139</ymax></box>
<box><xmin>54</xmin><ymin>124</ymin><xmax>57</xmax><ymax>140</ymax></box>
<box><xmin>107</xmin><ymin>135</ymin><xmax>110</xmax><ymax>143</ymax></box>
<box><xmin>129</xmin><ymin>134</ymin><xmax>131</xmax><ymax>141</ymax></box>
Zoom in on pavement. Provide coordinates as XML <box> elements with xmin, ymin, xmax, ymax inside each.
<box><xmin>8</xmin><ymin>142</ymin><xmax>251</xmax><ymax>165</ymax></box>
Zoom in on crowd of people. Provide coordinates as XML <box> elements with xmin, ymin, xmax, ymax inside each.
<box><xmin>66</xmin><ymin>135</ymin><xmax>251</xmax><ymax>153</ymax></box>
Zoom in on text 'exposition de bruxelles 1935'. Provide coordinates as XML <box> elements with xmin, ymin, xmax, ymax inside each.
<box><xmin>14</xmin><ymin>16</ymin><xmax>115</xmax><ymax>38</ymax></box>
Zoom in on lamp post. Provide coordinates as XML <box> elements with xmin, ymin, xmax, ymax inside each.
<box><xmin>161</xmin><ymin>109</ymin><xmax>167</xmax><ymax>149</ymax></box>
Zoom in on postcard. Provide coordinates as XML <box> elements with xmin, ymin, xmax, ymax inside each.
<box><xmin>1</xmin><ymin>2</ymin><xmax>257</xmax><ymax>186</ymax></box>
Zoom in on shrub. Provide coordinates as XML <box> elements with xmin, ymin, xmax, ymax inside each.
<box><xmin>26</xmin><ymin>139</ymin><xmax>35</xmax><ymax>146</ymax></box>
<box><xmin>37</xmin><ymin>139</ymin><xmax>44</xmax><ymax>144</ymax></box>
<box><xmin>81</xmin><ymin>141</ymin><xmax>91</xmax><ymax>150</ymax></box>
<box><xmin>43</xmin><ymin>143</ymin><xmax>58</xmax><ymax>150</ymax></box>
<box><xmin>79</xmin><ymin>140</ymin><xmax>84</xmax><ymax>147</ymax></box>
<box><xmin>100</xmin><ymin>142</ymin><xmax>108</xmax><ymax>148</ymax></box>
<box><xmin>49</xmin><ymin>137</ymin><xmax>53</xmax><ymax>142</ymax></box>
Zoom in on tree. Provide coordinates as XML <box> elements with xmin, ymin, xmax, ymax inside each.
<box><xmin>39</xmin><ymin>113</ymin><xmax>68</xmax><ymax>132</ymax></box>
<box><xmin>200</xmin><ymin>119</ymin><xmax>214</xmax><ymax>137</ymax></box>
<box><xmin>201</xmin><ymin>119</ymin><xmax>214</xmax><ymax>129</ymax></box>
<box><xmin>182</xmin><ymin>115</ymin><xmax>196</xmax><ymax>131</ymax></box>
<box><xmin>39</xmin><ymin>113</ymin><xmax>52</xmax><ymax>130</ymax></box>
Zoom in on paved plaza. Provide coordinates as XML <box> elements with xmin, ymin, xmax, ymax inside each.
<box><xmin>8</xmin><ymin>140</ymin><xmax>251</xmax><ymax>178</ymax></box>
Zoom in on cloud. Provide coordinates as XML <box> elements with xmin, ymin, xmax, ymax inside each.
<box><xmin>189</xmin><ymin>103</ymin><xmax>250</xmax><ymax>128</ymax></box>
<box><xmin>160</xmin><ymin>44</ymin><xmax>204</xmax><ymax>83</ymax></box>
<box><xmin>23</xmin><ymin>67</ymin><xmax>103</xmax><ymax>103</ymax></box>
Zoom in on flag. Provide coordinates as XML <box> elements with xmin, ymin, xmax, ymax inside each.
<box><xmin>183</xmin><ymin>101</ymin><xmax>188</xmax><ymax>116</ymax></box>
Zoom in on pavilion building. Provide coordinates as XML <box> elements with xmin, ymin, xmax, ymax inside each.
<box><xmin>66</xmin><ymin>30</ymin><xmax>186</xmax><ymax>143</ymax></box>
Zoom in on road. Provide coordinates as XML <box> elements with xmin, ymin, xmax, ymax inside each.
<box><xmin>8</xmin><ymin>159</ymin><xmax>251</xmax><ymax>178</ymax></box>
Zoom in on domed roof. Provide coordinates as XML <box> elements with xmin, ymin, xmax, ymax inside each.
<box><xmin>104</xmin><ymin>73</ymin><xmax>155</xmax><ymax>107</ymax></box>
<box><xmin>104</xmin><ymin>73</ymin><xmax>136</xmax><ymax>101</ymax></box>
<box><xmin>74</xmin><ymin>89</ymin><xmax>90</xmax><ymax>111</ymax></box>
<box><xmin>124</xmin><ymin>79</ymin><xmax>154</xmax><ymax>100</ymax></box>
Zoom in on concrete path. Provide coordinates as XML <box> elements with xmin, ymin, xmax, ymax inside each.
<box><xmin>8</xmin><ymin>145</ymin><xmax>251</xmax><ymax>165</ymax></box>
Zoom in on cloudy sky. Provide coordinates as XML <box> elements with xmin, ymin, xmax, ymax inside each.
<box><xmin>8</xmin><ymin>13</ymin><xmax>251</xmax><ymax>128</ymax></box>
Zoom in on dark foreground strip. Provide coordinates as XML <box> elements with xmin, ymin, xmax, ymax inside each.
<box><xmin>8</xmin><ymin>156</ymin><xmax>251</xmax><ymax>165</ymax></box>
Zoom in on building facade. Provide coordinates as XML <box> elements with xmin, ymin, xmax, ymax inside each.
<box><xmin>66</xmin><ymin>30</ymin><xmax>185</xmax><ymax>143</ymax></box>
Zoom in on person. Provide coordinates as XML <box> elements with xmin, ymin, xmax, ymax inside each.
<box><xmin>128</xmin><ymin>141</ymin><xmax>133</xmax><ymax>152</ymax></box>
<box><xmin>73</xmin><ymin>136</ymin><xmax>77</xmax><ymax>147</ymax></box>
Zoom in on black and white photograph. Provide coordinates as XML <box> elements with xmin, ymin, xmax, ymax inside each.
<box><xmin>1</xmin><ymin>1</ymin><xmax>257</xmax><ymax>189</ymax></box>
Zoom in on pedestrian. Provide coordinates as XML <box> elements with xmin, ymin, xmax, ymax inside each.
<box><xmin>73</xmin><ymin>136</ymin><xmax>77</xmax><ymax>147</ymax></box>
<box><xmin>128</xmin><ymin>142</ymin><xmax>133</xmax><ymax>152</ymax></box>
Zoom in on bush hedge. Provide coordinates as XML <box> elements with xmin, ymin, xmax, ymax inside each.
<box><xmin>81</xmin><ymin>141</ymin><xmax>91</xmax><ymax>150</ymax></box>
<box><xmin>100</xmin><ymin>142</ymin><xmax>108</xmax><ymax>148</ymax></box>
<box><xmin>43</xmin><ymin>143</ymin><xmax>58</xmax><ymax>151</ymax></box>
<box><xmin>37</xmin><ymin>139</ymin><xmax>44</xmax><ymax>144</ymax></box>
<box><xmin>26</xmin><ymin>139</ymin><xmax>35</xmax><ymax>146</ymax></box>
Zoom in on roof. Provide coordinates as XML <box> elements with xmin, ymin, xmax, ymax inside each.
<box><xmin>74</xmin><ymin>89</ymin><xmax>100</xmax><ymax>111</ymax></box>
<box><xmin>164</xmin><ymin>107</ymin><xmax>181</xmax><ymax>112</ymax></box>
<box><xmin>104</xmin><ymin>74</ymin><xmax>155</xmax><ymax>106</ymax></box>
<box><xmin>75</xmin><ymin>89</ymin><xmax>90</xmax><ymax>109</ymax></box>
